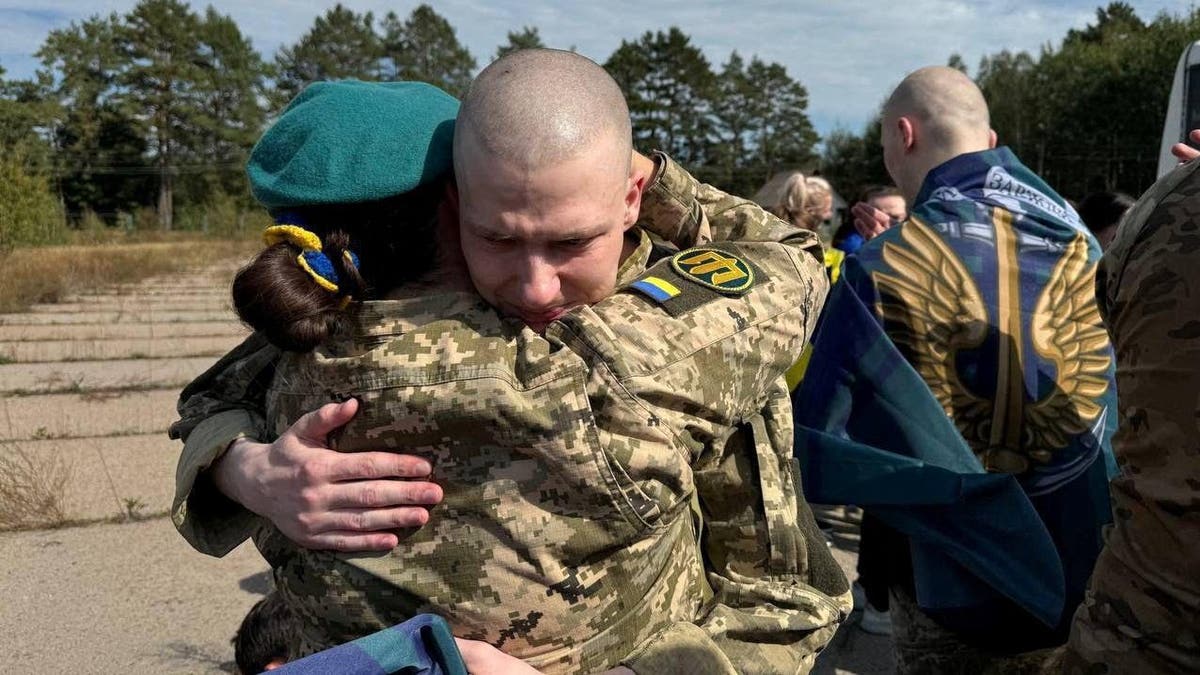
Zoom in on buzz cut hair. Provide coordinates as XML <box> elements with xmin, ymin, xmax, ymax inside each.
<box><xmin>454</xmin><ymin>49</ymin><xmax>633</xmax><ymax>173</ymax></box>
<box><xmin>883</xmin><ymin>66</ymin><xmax>991</xmax><ymax>149</ymax></box>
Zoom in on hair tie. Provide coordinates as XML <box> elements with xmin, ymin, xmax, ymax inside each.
<box><xmin>263</xmin><ymin>224</ymin><xmax>322</xmax><ymax>251</ymax></box>
<box><xmin>295</xmin><ymin>249</ymin><xmax>361</xmax><ymax>294</ymax></box>
<box><xmin>262</xmin><ymin>225</ymin><xmax>360</xmax><ymax>300</ymax></box>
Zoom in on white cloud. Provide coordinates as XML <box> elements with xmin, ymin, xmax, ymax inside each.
<box><xmin>0</xmin><ymin>0</ymin><xmax>1191</xmax><ymax>136</ymax></box>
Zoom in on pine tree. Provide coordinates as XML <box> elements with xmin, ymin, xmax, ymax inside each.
<box><xmin>193</xmin><ymin>7</ymin><xmax>268</xmax><ymax>201</ymax></box>
<box><xmin>36</xmin><ymin>14</ymin><xmax>149</xmax><ymax>220</ymax></box>
<box><xmin>494</xmin><ymin>27</ymin><xmax>545</xmax><ymax>60</ymax></box>
<box><xmin>381</xmin><ymin>5</ymin><xmax>476</xmax><ymax>96</ymax></box>
<box><xmin>605</xmin><ymin>28</ymin><xmax>716</xmax><ymax>171</ymax></box>
<box><xmin>742</xmin><ymin>57</ymin><xmax>818</xmax><ymax>178</ymax></box>
<box><xmin>119</xmin><ymin>0</ymin><xmax>208</xmax><ymax>229</ymax></box>
<box><xmin>0</xmin><ymin>65</ymin><xmax>55</xmax><ymax>164</ymax></box>
<box><xmin>274</xmin><ymin>4</ymin><xmax>380</xmax><ymax>104</ymax></box>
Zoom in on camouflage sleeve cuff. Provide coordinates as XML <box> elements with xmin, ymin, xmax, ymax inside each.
<box><xmin>637</xmin><ymin>151</ymin><xmax>703</xmax><ymax>248</ymax></box>
<box><xmin>622</xmin><ymin>622</ymin><xmax>737</xmax><ymax>675</ymax></box>
<box><xmin>171</xmin><ymin>409</ymin><xmax>264</xmax><ymax>557</ymax></box>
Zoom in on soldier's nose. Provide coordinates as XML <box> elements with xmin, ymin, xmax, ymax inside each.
<box><xmin>516</xmin><ymin>259</ymin><xmax>561</xmax><ymax>309</ymax></box>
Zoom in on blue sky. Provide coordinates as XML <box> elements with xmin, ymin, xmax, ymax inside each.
<box><xmin>0</xmin><ymin>1</ymin><xmax>1191</xmax><ymax>138</ymax></box>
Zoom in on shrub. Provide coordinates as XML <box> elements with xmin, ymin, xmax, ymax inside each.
<box><xmin>0</xmin><ymin>152</ymin><xmax>66</xmax><ymax>253</ymax></box>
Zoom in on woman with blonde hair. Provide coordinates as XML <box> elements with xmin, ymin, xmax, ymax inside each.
<box><xmin>752</xmin><ymin>170</ymin><xmax>833</xmax><ymax>232</ymax></box>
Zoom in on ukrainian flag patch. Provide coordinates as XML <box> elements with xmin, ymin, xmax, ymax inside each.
<box><xmin>629</xmin><ymin>276</ymin><xmax>681</xmax><ymax>303</ymax></box>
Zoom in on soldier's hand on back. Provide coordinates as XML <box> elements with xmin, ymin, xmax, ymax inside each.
<box><xmin>211</xmin><ymin>398</ymin><xmax>443</xmax><ymax>552</ymax></box>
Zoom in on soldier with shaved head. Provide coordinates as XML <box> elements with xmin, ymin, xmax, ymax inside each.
<box><xmin>171</xmin><ymin>50</ymin><xmax>846</xmax><ymax>674</ymax></box>
<box><xmin>801</xmin><ymin>66</ymin><xmax>1117</xmax><ymax>673</ymax></box>
<box><xmin>451</xmin><ymin>49</ymin><xmax>643</xmax><ymax>331</ymax></box>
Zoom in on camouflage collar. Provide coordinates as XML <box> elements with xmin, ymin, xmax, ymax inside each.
<box><xmin>616</xmin><ymin>228</ymin><xmax>653</xmax><ymax>287</ymax></box>
<box><xmin>345</xmin><ymin>291</ymin><xmax>496</xmax><ymax>338</ymax></box>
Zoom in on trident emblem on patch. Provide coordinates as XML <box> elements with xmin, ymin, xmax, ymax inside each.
<box><xmin>671</xmin><ymin>248</ymin><xmax>755</xmax><ymax>294</ymax></box>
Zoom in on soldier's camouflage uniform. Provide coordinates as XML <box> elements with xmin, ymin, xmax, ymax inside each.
<box><xmin>1063</xmin><ymin>158</ymin><xmax>1200</xmax><ymax>674</ymax></box>
<box><xmin>170</xmin><ymin>156</ymin><xmax>851</xmax><ymax>674</ymax></box>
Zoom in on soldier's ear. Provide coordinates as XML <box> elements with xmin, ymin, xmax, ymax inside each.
<box><xmin>987</xmin><ymin>128</ymin><xmax>998</xmax><ymax>149</ymax></box>
<box><xmin>899</xmin><ymin>117</ymin><xmax>917</xmax><ymax>153</ymax></box>
<box><xmin>623</xmin><ymin>171</ymin><xmax>643</xmax><ymax>230</ymax></box>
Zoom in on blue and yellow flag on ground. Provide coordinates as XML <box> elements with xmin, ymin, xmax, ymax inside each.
<box><xmin>794</xmin><ymin>147</ymin><xmax>1117</xmax><ymax>649</ymax></box>
<box><xmin>274</xmin><ymin>614</ymin><xmax>467</xmax><ymax>675</ymax></box>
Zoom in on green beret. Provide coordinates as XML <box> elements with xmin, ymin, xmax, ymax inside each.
<box><xmin>247</xmin><ymin>80</ymin><xmax>459</xmax><ymax>208</ymax></box>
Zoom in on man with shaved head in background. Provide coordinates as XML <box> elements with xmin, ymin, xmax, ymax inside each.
<box><xmin>172</xmin><ymin>49</ymin><xmax>847</xmax><ymax>673</ymax></box>
<box><xmin>795</xmin><ymin>66</ymin><xmax>1117</xmax><ymax>672</ymax></box>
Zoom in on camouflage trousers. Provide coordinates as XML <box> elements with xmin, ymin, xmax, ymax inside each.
<box><xmin>888</xmin><ymin>587</ymin><xmax>1060</xmax><ymax>675</ymax></box>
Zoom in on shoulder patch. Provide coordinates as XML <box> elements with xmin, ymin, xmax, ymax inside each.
<box><xmin>624</xmin><ymin>243</ymin><xmax>767</xmax><ymax>317</ymax></box>
<box><xmin>671</xmin><ymin>247</ymin><xmax>754</xmax><ymax>295</ymax></box>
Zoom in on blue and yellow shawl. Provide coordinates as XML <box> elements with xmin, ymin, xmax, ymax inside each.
<box><xmin>794</xmin><ymin>147</ymin><xmax>1117</xmax><ymax>648</ymax></box>
<box><xmin>273</xmin><ymin>614</ymin><xmax>466</xmax><ymax>675</ymax></box>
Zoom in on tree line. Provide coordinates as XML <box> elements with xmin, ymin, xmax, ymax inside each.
<box><xmin>1</xmin><ymin>1</ymin><xmax>1197</xmax><ymax>237</ymax></box>
<box><xmin>0</xmin><ymin>0</ymin><xmax>817</xmax><ymax>231</ymax></box>
<box><xmin>824</xmin><ymin>2</ymin><xmax>1200</xmax><ymax>202</ymax></box>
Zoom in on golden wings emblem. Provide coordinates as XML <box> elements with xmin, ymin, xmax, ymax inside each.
<box><xmin>872</xmin><ymin>214</ymin><xmax>1111</xmax><ymax>474</ymax></box>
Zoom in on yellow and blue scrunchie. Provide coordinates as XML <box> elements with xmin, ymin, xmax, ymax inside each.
<box><xmin>263</xmin><ymin>220</ymin><xmax>360</xmax><ymax>299</ymax></box>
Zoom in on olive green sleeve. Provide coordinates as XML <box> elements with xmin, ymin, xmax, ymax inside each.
<box><xmin>169</xmin><ymin>333</ymin><xmax>278</xmax><ymax>556</ymax></box>
<box><xmin>172</xmin><ymin>410</ymin><xmax>267</xmax><ymax>556</ymax></box>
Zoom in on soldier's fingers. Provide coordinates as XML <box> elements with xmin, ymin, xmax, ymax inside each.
<box><xmin>324</xmin><ymin>452</ymin><xmax>434</xmax><ymax>482</ymax></box>
<box><xmin>326</xmin><ymin>479</ymin><xmax>443</xmax><ymax>509</ymax></box>
<box><xmin>290</xmin><ymin>399</ymin><xmax>358</xmax><ymax>444</ymax></box>
<box><xmin>304</xmin><ymin>530</ymin><xmax>400</xmax><ymax>552</ymax></box>
<box><xmin>317</xmin><ymin>506</ymin><xmax>431</xmax><ymax>533</ymax></box>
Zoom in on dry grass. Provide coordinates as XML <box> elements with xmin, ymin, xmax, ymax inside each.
<box><xmin>0</xmin><ymin>237</ymin><xmax>258</xmax><ymax>313</ymax></box>
<box><xmin>0</xmin><ymin>445</ymin><xmax>72</xmax><ymax>530</ymax></box>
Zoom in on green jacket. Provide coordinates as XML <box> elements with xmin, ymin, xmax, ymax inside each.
<box><xmin>170</xmin><ymin>156</ymin><xmax>850</xmax><ymax>674</ymax></box>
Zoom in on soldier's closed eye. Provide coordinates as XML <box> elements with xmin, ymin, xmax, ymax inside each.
<box><xmin>556</xmin><ymin>236</ymin><xmax>595</xmax><ymax>249</ymax></box>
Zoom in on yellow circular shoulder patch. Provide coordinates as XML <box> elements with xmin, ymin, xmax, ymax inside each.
<box><xmin>670</xmin><ymin>247</ymin><xmax>754</xmax><ymax>294</ymax></box>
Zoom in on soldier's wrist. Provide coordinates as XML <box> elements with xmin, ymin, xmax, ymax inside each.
<box><xmin>211</xmin><ymin>436</ymin><xmax>265</xmax><ymax>509</ymax></box>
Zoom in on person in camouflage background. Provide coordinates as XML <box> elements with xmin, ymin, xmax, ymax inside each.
<box><xmin>1063</xmin><ymin>148</ymin><xmax>1200</xmax><ymax>675</ymax></box>
<box><xmin>172</xmin><ymin>51</ymin><xmax>849</xmax><ymax>674</ymax></box>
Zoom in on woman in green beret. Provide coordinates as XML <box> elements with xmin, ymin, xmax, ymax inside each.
<box><xmin>220</xmin><ymin>73</ymin><xmax>692</xmax><ymax>672</ymax></box>
<box><xmin>189</xmin><ymin>78</ymin><xmax>679</xmax><ymax>674</ymax></box>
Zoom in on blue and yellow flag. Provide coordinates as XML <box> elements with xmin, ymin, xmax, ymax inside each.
<box><xmin>273</xmin><ymin>614</ymin><xmax>467</xmax><ymax>675</ymax></box>
<box><xmin>793</xmin><ymin>147</ymin><xmax>1117</xmax><ymax>649</ymax></box>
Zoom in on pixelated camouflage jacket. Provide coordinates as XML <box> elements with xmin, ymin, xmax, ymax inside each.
<box><xmin>1064</xmin><ymin>158</ymin><xmax>1200</xmax><ymax>675</ymax></box>
<box><xmin>171</xmin><ymin>156</ymin><xmax>849</xmax><ymax>674</ymax></box>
